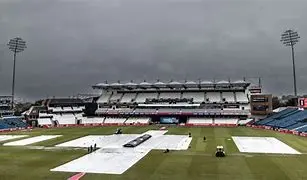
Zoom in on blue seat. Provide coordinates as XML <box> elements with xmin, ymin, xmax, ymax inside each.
<box><xmin>254</xmin><ymin>108</ymin><xmax>307</xmax><ymax>131</ymax></box>
<box><xmin>279</xmin><ymin>111</ymin><xmax>307</xmax><ymax>128</ymax></box>
<box><xmin>0</xmin><ymin>117</ymin><xmax>27</xmax><ymax>129</ymax></box>
<box><xmin>287</xmin><ymin>122</ymin><xmax>307</xmax><ymax>130</ymax></box>
<box><xmin>296</xmin><ymin>126</ymin><xmax>307</xmax><ymax>132</ymax></box>
<box><xmin>256</xmin><ymin>108</ymin><xmax>298</xmax><ymax>126</ymax></box>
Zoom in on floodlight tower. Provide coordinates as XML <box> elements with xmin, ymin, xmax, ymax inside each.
<box><xmin>7</xmin><ymin>37</ymin><xmax>27</xmax><ymax>109</ymax></box>
<box><xmin>281</xmin><ymin>30</ymin><xmax>300</xmax><ymax>97</ymax></box>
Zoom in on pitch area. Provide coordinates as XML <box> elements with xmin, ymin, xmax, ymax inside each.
<box><xmin>0</xmin><ymin>126</ymin><xmax>307</xmax><ymax>180</ymax></box>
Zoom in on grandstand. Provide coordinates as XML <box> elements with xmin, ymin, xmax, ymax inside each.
<box><xmin>23</xmin><ymin>98</ymin><xmax>86</xmax><ymax>127</ymax></box>
<box><xmin>0</xmin><ymin>96</ymin><xmax>14</xmax><ymax>117</ymax></box>
<box><xmin>21</xmin><ymin>80</ymin><xmax>253</xmax><ymax>127</ymax></box>
<box><xmin>0</xmin><ymin>96</ymin><xmax>28</xmax><ymax>130</ymax></box>
<box><xmin>254</xmin><ymin>107</ymin><xmax>307</xmax><ymax>132</ymax></box>
<box><xmin>92</xmin><ymin>80</ymin><xmax>251</xmax><ymax>126</ymax></box>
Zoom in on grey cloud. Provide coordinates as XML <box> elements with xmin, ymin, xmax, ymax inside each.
<box><xmin>1</xmin><ymin>0</ymin><xmax>307</xmax><ymax>100</ymax></box>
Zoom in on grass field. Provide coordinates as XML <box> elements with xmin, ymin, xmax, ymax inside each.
<box><xmin>0</xmin><ymin>126</ymin><xmax>307</xmax><ymax>180</ymax></box>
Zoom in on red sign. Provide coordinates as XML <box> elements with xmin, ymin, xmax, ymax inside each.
<box><xmin>298</xmin><ymin>98</ymin><xmax>307</xmax><ymax>108</ymax></box>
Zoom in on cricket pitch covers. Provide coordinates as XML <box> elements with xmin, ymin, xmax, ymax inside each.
<box><xmin>232</xmin><ymin>136</ymin><xmax>301</xmax><ymax>154</ymax></box>
<box><xmin>51</xmin><ymin>130</ymin><xmax>192</xmax><ymax>174</ymax></box>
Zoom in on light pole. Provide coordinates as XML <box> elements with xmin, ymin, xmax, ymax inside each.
<box><xmin>7</xmin><ymin>37</ymin><xmax>27</xmax><ymax>109</ymax></box>
<box><xmin>281</xmin><ymin>30</ymin><xmax>300</xmax><ymax>97</ymax></box>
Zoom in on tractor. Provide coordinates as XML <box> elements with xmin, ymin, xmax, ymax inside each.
<box><xmin>215</xmin><ymin>145</ymin><xmax>225</xmax><ymax>157</ymax></box>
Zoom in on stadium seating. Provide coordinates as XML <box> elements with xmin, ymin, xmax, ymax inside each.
<box><xmin>214</xmin><ymin>118</ymin><xmax>238</xmax><ymax>125</ymax></box>
<box><xmin>0</xmin><ymin>117</ymin><xmax>28</xmax><ymax>129</ymax></box>
<box><xmin>206</xmin><ymin>92</ymin><xmax>221</xmax><ymax>102</ymax></box>
<box><xmin>63</xmin><ymin>107</ymin><xmax>73</xmax><ymax>111</ymax></box>
<box><xmin>268</xmin><ymin>110</ymin><xmax>307</xmax><ymax>128</ymax></box>
<box><xmin>237</xmin><ymin>118</ymin><xmax>254</xmax><ymax>125</ymax></box>
<box><xmin>92</xmin><ymin>80</ymin><xmax>251</xmax><ymax>128</ymax></box>
<box><xmin>125</xmin><ymin>117</ymin><xmax>150</xmax><ymax>124</ymax></box>
<box><xmin>109</xmin><ymin>93</ymin><xmax>123</xmax><ymax>102</ymax></box>
<box><xmin>3</xmin><ymin>117</ymin><xmax>27</xmax><ymax>128</ymax></box>
<box><xmin>287</xmin><ymin>122</ymin><xmax>307</xmax><ymax>130</ymax></box>
<box><xmin>159</xmin><ymin>92</ymin><xmax>180</xmax><ymax>99</ymax></box>
<box><xmin>255</xmin><ymin>108</ymin><xmax>298</xmax><ymax>125</ymax></box>
<box><xmin>187</xmin><ymin>117</ymin><xmax>238</xmax><ymax>125</ymax></box>
<box><xmin>187</xmin><ymin>118</ymin><xmax>213</xmax><ymax>125</ymax></box>
<box><xmin>50</xmin><ymin>107</ymin><xmax>63</xmax><ymax>113</ymax></box>
<box><xmin>235</xmin><ymin>92</ymin><xmax>249</xmax><ymax>103</ymax></box>
<box><xmin>37</xmin><ymin>118</ymin><xmax>53</xmax><ymax>125</ymax></box>
<box><xmin>121</xmin><ymin>93</ymin><xmax>136</xmax><ymax>103</ymax></box>
<box><xmin>74</xmin><ymin>113</ymin><xmax>83</xmax><ymax>118</ymax></box>
<box><xmin>72</xmin><ymin>106</ymin><xmax>85</xmax><ymax>111</ymax></box>
<box><xmin>53</xmin><ymin>114</ymin><xmax>76</xmax><ymax>125</ymax></box>
<box><xmin>96</xmin><ymin>108</ymin><xmax>108</xmax><ymax>113</ymax></box>
<box><xmin>104</xmin><ymin>117</ymin><xmax>126</xmax><ymax>124</ymax></box>
<box><xmin>81</xmin><ymin>117</ymin><xmax>104</xmax><ymax>124</ymax></box>
<box><xmin>182</xmin><ymin>92</ymin><xmax>204</xmax><ymax>102</ymax></box>
<box><xmin>295</xmin><ymin>125</ymin><xmax>307</xmax><ymax>132</ymax></box>
<box><xmin>135</xmin><ymin>93</ymin><xmax>158</xmax><ymax>103</ymax></box>
<box><xmin>254</xmin><ymin>108</ymin><xmax>307</xmax><ymax>132</ymax></box>
<box><xmin>0</xmin><ymin>122</ymin><xmax>13</xmax><ymax>129</ymax></box>
<box><xmin>97</xmin><ymin>92</ymin><xmax>112</xmax><ymax>103</ymax></box>
<box><xmin>222</xmin><ymin>92</ymin><xmax>235</xmax><ymax>102</ymax></box>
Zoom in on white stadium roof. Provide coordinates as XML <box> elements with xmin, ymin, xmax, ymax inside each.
<box><xmin>200</xmin><ymin>80</ymin><xmax>213</xmax><ymax>84</ymax></box>
<box><xmin>185</xmin><ymin>81</ymin><xmax>197</xmax><ymax>85</ymax></box>
<box><xmin>92</xmin><ymin>80</ymin><xmax>250</xmax><ymax>90</ymax></box>
<box><xmin>216</xmin><ymin>80</ymin><xmax>229</xmax><ymax>84</ymax></box>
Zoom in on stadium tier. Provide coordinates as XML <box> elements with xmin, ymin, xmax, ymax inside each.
<box><xmin>254</xmin><ymin>108</ymin><xmax>307</xmax><ymax>132</ymax></box>
<box><xmin>93</xmin><ymin>80</ymin><xmax>250</xmax><ymax>110</ymax></box>
<box><xmin>187</xmin><ymin>117</ymin><xmax>238</xmax><ymax>126</ymax></box>
<box><xmin>125</xmin><ymin>117</ymin><xmax>151</xmax><ymax>124</ymax></box>
<box><xmin>187</xmin><ymin>117</ymin><xmax>213</xmax><ymax>125</ymax></box>
<box><xmin>0</xmin><ymin>95</ymin><xmax>14</xmax><ymax>117</ymax></box>
<box><xmin>22</xmin><ymin>80</ymin><xmax>253</xmax><ymax>127</ymax></box>
<box><xmin>0</xmin><ymin>116</ymin><xmax>28</xmax><ymax>130</ymax></box>
<box><xmin>0</xmin><ymin>96</ymin><xmax>28</xmax><ymax>130</ymax></box>
<box><xmin>90</xmin><ymin>80</ymin><xmax>251</xmax><ymax>126</ymax></box>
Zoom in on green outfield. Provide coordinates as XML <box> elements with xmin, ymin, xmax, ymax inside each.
<box><xmin>0</xmin><ymin>126</ymin><xmax>307</xmax><ymax>180</ymax></box>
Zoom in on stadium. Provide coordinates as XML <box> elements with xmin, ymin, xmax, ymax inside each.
<box><xmin>3</xmin><ymin>0</ymin><xmax>307</xmax><ymax>179</ymax></box>
<box><xmin>1</xmin><ymin>80</ymin><xmax>307</xmax><ymax>180</ymax></box>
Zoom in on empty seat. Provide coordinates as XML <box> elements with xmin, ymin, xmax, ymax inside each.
<box><xmin>182</xmin><ymin>92</ymin><xmax>204</xmax><ymax>102</ymax></box>
<box><xmin>222</xmin><ymin>92</ymin><xmax>235</xmax><ymax>102</ymax></box>
<box><xmin>104</xmin><ymin>117</ymin><xmax>126</xmax><ymax>124</ymax></box>
<box><xmin>135</xmin><ymin>93</ymin><xmax>158</xmax><ymax>103</ymax></box>
<box><xmin>206</xmin><ymin>92</ymin><xmax>221</xmax><ymax>102</ymax></box>
<box><xmin>214</xmin><ymin>118</ymin><xmax>238</xmax><ymax>124</ymax></box>
<box><xmin>121</xmin><ymin>93</ymin><xmax>136</xmax><ymax>103</ymax></box>
<box><xmin>53</xmin><ymin>114</ymin><xmax>76</xmax><ymax>125</ymax></box>
<box><xmin>97</xmin><ymin>92</ymin><xmax>112</xmax><ymax>103</ymax></box>
<box><xmin>187</xmin><ymin>118</ymin><xmax>213</xmax><ymax>124</ymax></box>
<box><xmin>37</xmin><ymin>118</ymin><xmax>53</xmax><ymax>125</ymax></box>
<box><xmin>81</xmin><ymin>117</ymin><xmax>104</xmax><ymax>124</ymax></box>
<box><xmin>159</xmin><ymin>92</ymin><xmax>180</xmax><ymax>99</ymax></box>
<box><xmin>125</xmin><ymin>117</ymin><xmax>150</xmax><ymax>124</ymax></box>
<box><xmin>0</xmin><ymin>117</ymin><xmax>27</xmax><ymax>129</ymax></box>
<box><xmin>109</xmin><ymin>93</ymin><xmax>123</xmax><ymax>102</ymax></box>
<box><xmin>236</xmin><ymin>92</ymin><xmax>248</xmax><ymax>103</ymax></box>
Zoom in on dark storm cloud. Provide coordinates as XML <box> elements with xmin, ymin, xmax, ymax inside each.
<box><xmin>1</xmin><ymin>0</ymin><xmax>307</xmax><ymax>100</ymax></box>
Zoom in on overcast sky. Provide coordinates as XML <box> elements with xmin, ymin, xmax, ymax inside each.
<box><xmin>1</xmin><ymin>0</ymin><xmax>307</xmax><ymax>101</ymax></box>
